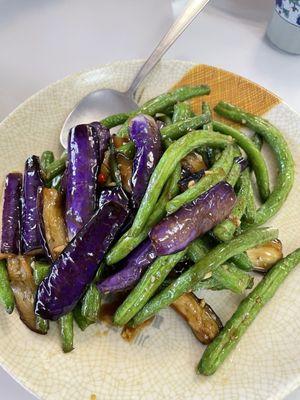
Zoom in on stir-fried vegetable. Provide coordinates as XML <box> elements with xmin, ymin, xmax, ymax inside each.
<box><xmin>150</xmin><ymin>181</ymin><xmax>236</xmax><ymax>255</ymax></box>
<box><xmin>129</xmin><ymin>114</ymin><xmax>162</xmax><ymax>208</ymax></box>
<box><xmin>0</xmin><ymin>84</ymin><xmax>297</xmax><ymax>377</ymax></box>
<box><xmin>21</xmin><ymin>156</ymin><xmax>44</xmax><ymax>255</ymax></box>
<box><xmin>36</xmin><ymin>200</ymin><xmax>129</xmax><ymax>320</ymax></box>
<box><xmin>1</xmin><ymin>173</ymin><xmax>22</xmax><ymax>255</ymax></box>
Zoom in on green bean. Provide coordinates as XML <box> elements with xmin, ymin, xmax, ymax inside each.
<box><xmin>36</xmin><ymin>316</ymin><xmax>49</xmax><ymax>334</ymax></box>
<box><xmin>114</xmin><ymin>249</ymin><xmax>188</xmax><ymax>326</ymax></box>
<box><xmin>117</xmin><ymin>142</ymin><xmax>135</xmax><ymax>159</ymax></box>
<box><xmin>0</xmin><ymin>260</ymin><xmax>14</xmax><ymax>314</ymax></box>
<box><xmin>187</xmin><ymin>238</ymin><xmax>208</xmax><ymax>263</ymax></box>
<box><xmin>212</xmin><ymin>120</ymin><xmax>270</xmax><ymax>202</ymax></box>
<box><xmin>214</xmin><ymin>102</ymin><xmax>295</xmax><ymax>226</ymax></box>
<box><xmin>31</xmin><ymin>261</ymin><xmax>50</xmax><ymax>333</ymax></box>
<box><xmin>41</xmin><ymin>151</ymin><xmax>55</xmax><ymax>172</ymax></box>
<box><xmin>44</xmin><ymin>152</ymin><xmax>67</xmax><ymax>181</ymax></box>
<box><xmin>51</xmin><ymin>174</ymin><xmax>62</xmax><ymax>191</ymax></box>
<box><xmin>230</xmin><ymin>253</ymin><xmax>253</xmax><ymax>271</ymax></box>
<box><xmin>131</xmin><ymin>227</ymin><xmax>278</xmax><ymax>326</ymax></box>
<box><xmin>59</xmin><ymin>313</ymin><xmax>74</xmax><ymax>353</ymax></box>
<box><xmin>213</xmin><ymin>169</ymin><xmax>250</xmax><ymax>242</ymax></box>
<box><xmin>166</xmin><ymin>144</ymin><xmax>234</xmax><ymax>214</ymax></box>
<box><xmin>243</xmin><ymin>177</ymin><xmax>257</xmax><ymax>224</ymax></box>
<box><xmin>172</xmin><ymin>102</ymin><xmax>194</xmax><ymax>123</ymax></box>
<box><xmin>188</xmin><ymin>241</ymin><xmax>253</xmax><ymax>293</ymax></box>
<box><xmin>226</xmin><ymin>160</ymin><xmax>243</xmax><ymax>187</ymax></box>
<box><xmin>101</xmin><ymin>113</ymin><xmax>130</xmax><ymax>129</ymax></box>
<box><xmin>156</xmin><ymin>113</ymin><xmax>173</xmax><ymax>126</ymax></box>
<box><xmin>212</xmin><ymin>263</ymin><xmax>253</xmax><ymax>294</ymax></box>
<box><xmin>251</xmin><ymin>133</ymin><xmax>263</xmax><ymax>150</ymax></box>
<box><xmin>32</xmin><ymin>261</ymin><xmax>50</xmax><ymax>285</ymax></box>
<box><xmin>202</xmin><ymin>102</ymin><xmax>213</xmax><ymax>131</ymax></box>
<box><xmin>116</xmin><ymin>113</ymin><xmax>210</xmax><ymax>158</ymax></box>
<box><xmin>199</xmin><ymin>247</ymin><xmax>300</xmax><ymax>375</ymax></box>
<box><xmin>73</xmin><ymin>303</ymin><xmax>93</xmax><ymax>331</ymax></box>
<box><xmin>201</xmin><ymin>102</ymin><xmax>220</xmax><ymax>167</ymax></box>
<box><xmin>117</xmin><ymin>85</ymin><xmax>211</xmax><ymax>137</ymax></box>
<box><xmin>161</xmin><ymin>113</ymin><xmax>210</xmax><ymax>141</ymax></box>
<box><xmin>130</xmin><ymin>131</ymin><xmax>233</xmax><ymax>236</ymax></box>
<box><xmin>106</xmin><ymin>163</ymin><xmax>181</xmax><ymax>265</ymax></box>
<box><xmin>81</xmin><ymin>283</ymin><xmax>101</xmax><ymax>323</ymax></box>
<box><xmin>32</xmin><ymin>261</ymin><xmax>73</xmax><ymax>347</ymax></box>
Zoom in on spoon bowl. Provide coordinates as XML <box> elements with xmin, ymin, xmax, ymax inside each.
<box><xmin>60</xmin><ymin>89</ymin><xmax>138</xmax><ymax>148</ymax></box>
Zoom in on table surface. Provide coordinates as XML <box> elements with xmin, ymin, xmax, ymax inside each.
<box><xmin>0</xmin><ymin>0</ymin><xmax>299</xmax><ymax>399</ymax></box>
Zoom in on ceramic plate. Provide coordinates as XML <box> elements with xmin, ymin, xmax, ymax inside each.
<box><xmin>0</xmin><ymin>60</ymin><xmax>299</xmax><ymax>400</ymax></box>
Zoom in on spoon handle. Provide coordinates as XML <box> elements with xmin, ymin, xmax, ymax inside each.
<box><xmin>126</xmin><ymin>0</ymin><xmax>210</xmax><ymax>99</ymax></box>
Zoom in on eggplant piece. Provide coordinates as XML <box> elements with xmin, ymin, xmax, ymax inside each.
<box><xmin>97</xmin><ymin>239</ymin><xmax>156</xmax><ymax>294</ymax></box>
<box><xmin>21</xmin><ymin>156</ymin><xmax>44</xmax><ymax>255</ymax></box>
<box><xmin>65</xmin><ymin>124</ymin><xmax>99</xmax><ymax>240</ymax></box>
<box><xmin>38</xmin><ymin>187</ymin><xmax>68</xmax><ymax>261</ymax></box>
<box><xmin>35</xmin><ymin>200</ymin><xmax>129</xmax><ymax>320</ymax></box>
<box><xmin>99</xmin><ymin>186</ymin><xmax>129</xmax><ymax>209</ymax></box>
<box><xmin>1</xmin><ymin>173</ymin><xmax>22</xmax><ymax>255</ymax></box>
<box><xmin>129</xmin><ymin>114</ymin><xmax>162</xmax><ymax>208</ymax></box>
<box><xmin>150</xmin><ymin>182</ymin><xmax>236</xmax><ymax>256</ymax></box>
<box><xmin>247</xmin><ymin>239</ymin><xmax>283</xmax><ymax>272</ymax></box>
<box><xmin>89</xmin><ymin>121</ymin><xmax>110</xmax><ymax>166</ymax></box>
<box><xmin>7</xmin><ymin>256</ymin><xmax>46</xmax><ymax>334</ymax></box>
<box><xmin>181</xmin><ymin>151</ymin><xmax>206</xmax><ymax>174</ymax></box>
<box><xmin>178</xmin><ymin>169</ymin><xmax>206</xmax><ymax>192</ymax></box>
<box><xmin>171</xmin><ymin>293</ymin><xmax>223</xmax><ymax>344</ymax></box>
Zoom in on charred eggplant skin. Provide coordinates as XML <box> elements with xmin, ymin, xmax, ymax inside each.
<box><xmin>35</xmin><ymin>201</ymin><xmax>129</xmax><ymax>320</ymax></box>
<box><xmin>65</xmin><ymin>124</ymin><xmax>99</xmax><ymax>240</ymax></box>
<box><xmin>21</xmin><ymin>156</ymin><xmax>44</xmax><ymax>255</ymax></box>
<box><xmin>171</xmin><ymin>293</ymin><xmax>222</xmax><ymax>344</ymax></box>
<box><xmin>1</xmin><ymin>173</ymin><xmax>22</xmax><ymax>254</ymax></box>
<box><xmin>129</xmin><ymin>114</ymin><xmax>162</xmax><ymax>208</ymax></box>
<box><xmin>150</xmin><ymin>182</ymin><xmax>236</xmax><ymax>256</ymax></box>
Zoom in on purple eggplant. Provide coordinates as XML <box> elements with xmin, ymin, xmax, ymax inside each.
<box><xmin>65</xmin><ymin>124</ymin><xmax>99</xmax><ymax>240</ymax></box>
<box><xmin>90</xmin><ymin>121</ymin><xmax>110</xmax><ymax>166</ymax></box>
<box><xmin>99</xmin><ymin>186</ymin><xmax>129</xmax><ymax>209</ymax></box>
<box><xmin>1</xmin><ymin>173</ymin><xmax>22</xmax><ymax>255</ymax></box>
<box><xmin>35</xmin><ymin>200</ymin><xmax>129</xmax><ymax>320</ymax></box>
<box><xmin>97</xmin><ymin>239</ymin><xmax>156</xmax><ymax>294</ymax></box>
<box><xmin>21</xmin><ymin>156</ymin><xmax>44</xmax><ymax>255</ymax></box>
<box><xmin>129</xmin><ymin>114</ymin><xmax>162</xmax><ymax>208</ymax></box>
<box><xmin>150</xmin><ymin>182</ymin><xmax>236</xmax><ymax>256</ymax></box>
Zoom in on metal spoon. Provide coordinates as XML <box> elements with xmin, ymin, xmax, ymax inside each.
<box><xmin>60</xmin><ymin>0</ymin><xmax>210</xmax><ymax>148</ymax></box>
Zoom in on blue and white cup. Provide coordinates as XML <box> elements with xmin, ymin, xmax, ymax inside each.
<box><xmin>267</xmin><ymin>0</ymin><xmax>300</xmax><ymax>54</ymax></box>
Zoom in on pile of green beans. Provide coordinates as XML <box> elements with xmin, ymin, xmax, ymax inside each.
<box><xmin>214</xmin><ymin>101</ymin><xmax>295</xmax><ymax>226</ymax></box>
<box><xmin>130</xmin><ymin>228</ymin><xmax>278</xmax><ymax>326</ymax></box>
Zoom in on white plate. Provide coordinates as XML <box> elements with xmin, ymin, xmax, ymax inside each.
<box><xmin>0</xmin><ymin>60</ymin><xmax>300</xmax><ymax>400</ymax></box>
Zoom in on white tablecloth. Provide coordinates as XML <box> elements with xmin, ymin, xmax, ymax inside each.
<box><xmin>0</xmin><ymin>0</ymin><xmax>299</xmax><ymax>398</ymax></box>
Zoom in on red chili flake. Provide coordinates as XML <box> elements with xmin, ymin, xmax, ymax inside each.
<box><xmin>98</xmin><ymin>173</ymin><xmax>107</xmax><ymax>184</ymax></box>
